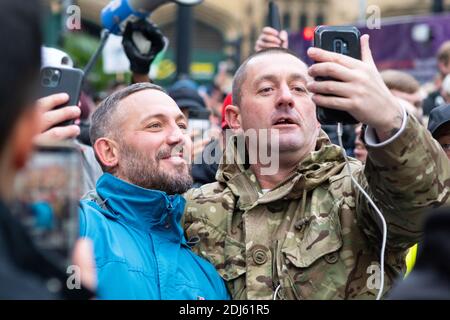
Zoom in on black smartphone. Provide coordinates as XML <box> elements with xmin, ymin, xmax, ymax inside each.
<box><xmin>313</xmin><ymin>25</ymin><xmax>361</xmax><ymax>124</ymax></box>
<box><xmin>268</xmin><ymin>1</ymin><xmax>281</xmax><ymax>31</ymax></box>
<box><xmin>39</xmin><ymin>66</ymin><xmax>84</xmax><ymax>126</ymax></box>
<box><xmin>10</xmin><ymin>141</ymin><xmax>82</xmax><ymax>270</ymax></box>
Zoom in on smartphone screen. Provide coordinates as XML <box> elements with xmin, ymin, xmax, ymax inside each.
<box><xmin>10</xmin><ymin>142</ymin><xmax>82</xmax><ymax>270</ymax></box>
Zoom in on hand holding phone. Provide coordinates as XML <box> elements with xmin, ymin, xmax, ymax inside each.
<box><xmin>308</xmin><ymin>33</ymin><xmax>404</xmax><ymax>140</ymax></box>
<box><xmin>255</xmin><ymin>27</ymin><xmax>289</xmax><ymax>52</ymax></box>
<box><xmin>39</xmin><ymin>66</ymin><xmax>84</xmax><ymax>127</ymax></box>
<box><xmin>312</xmin><ymin>26</ymin><xmax>361</xmax><ymax>124</ymax></box>
<box><xmin>35</xmin><ymin>93</ymin><xmax>81</xmax><ymax>144</ymax></box>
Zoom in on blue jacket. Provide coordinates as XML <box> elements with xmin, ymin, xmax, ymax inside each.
<box><xmin>79</xmin><ymin>173</ymin><xmax>230</xmax><ymax>300</ymax></box>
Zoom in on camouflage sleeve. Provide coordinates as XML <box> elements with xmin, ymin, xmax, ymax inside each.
<box><xmin>181</xmin><ymin>187</ymin><xmax>210</xmax><ymax>234</ymax></box>
<box><xmin>181</xmin><ymin>188</ymin><xmax>195</xmax><ymax>230</ymax></box>
<box><xmin>355</xmin><ymin>113</ymin><xmax>450</xmax><ymax>250</ymax></box>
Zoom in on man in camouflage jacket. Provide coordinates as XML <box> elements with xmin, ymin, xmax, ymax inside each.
<box><xmin>183</xmin><ymin>37</ymin><xmax>450</xmax><ymax>299</ymax></box>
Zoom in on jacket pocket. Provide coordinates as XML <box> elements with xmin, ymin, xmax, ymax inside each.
<box><xmin>281</xmin><ymin>205</ymin><xmax>343</xmax><ymax>267</ymax></box>
<box><xmin>279</xmin><ymin>201</ymin><xmax>345</xmax><ymax>299</ymax></box>
<box><xmin>185</xmin><ymin>219</ymin><xmax>246</xmax><ymax>281</ymax></box>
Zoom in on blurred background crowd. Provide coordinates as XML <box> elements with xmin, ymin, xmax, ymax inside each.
<box><xmin>41</xmin><ymin>0</ymin><xmax>450</xmax><ymax>167</ymax></box>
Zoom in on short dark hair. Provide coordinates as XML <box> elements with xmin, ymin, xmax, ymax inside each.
<box><xmin>90</xmin><ymin>83</ymin><xmax>165</xmax><ymax>170</ymax></box>
<box><xmin>232</xmin><ymin>47</ymin><xmax>304</xmax><ymax>107</ymax></box>
<box><xmin>0</xmin><ymin>0</ymin><xmax>42</xmax><ymax>152</ymax></box>
<box><xmin>438</xmin><ymin>41</ymin><xmax>450</xmax><ymax>66</ymax></box>
<box><xmin>380</xmin><ymin>70</ymin><xmax>420</xmax><ymax>94</ymax></box>
<box><xmin>434</xmin><ymin>122</ymin><xmax>450</xmax><ymax>139</ymax></box>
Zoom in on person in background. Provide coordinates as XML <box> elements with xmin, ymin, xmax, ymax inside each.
<box><xmin>168</xmin><ymin>81</ymin><xmax>210</xmax><ymax>121</ymax></box>
<box><xmin>388</xmin><ymin>206</ymin><xmax>450</xmax><ymax>300</ymax></box>
<box><xmin>427</xmin><ymin>104</ymin><xmax>450</xmax><ymax>159</ymax></box>
<box><xmin>423</xmin><ymin>40</ymin><xmax>450</xmax><ymax>115</ymax></box>
<box><xmin>353</xmin><ymin>69</ymin><xmax>425</xmax><ymax>163</ymax></box>
<box><xmin>0</xmin><ymin>0</ymin><xmax>95</xmax><ymax>299</ymax></box>
<box><xmin>380</xmin><ymin>70</ymin><xmax>425</xmax><ymax>123</ymax></box>
<box><xmin>168</xmin><ymin>82</ymin><xmax>217</xmax><ymax>160</ymax></box>
<box><xmin>191</xmin><ymin>94</ymin><xmax>231</xmax><ymax>187</ymax></box>
<box><xmin>204</xmin><ymin>62</ymin><xmax>233</xmax><ymax>127</ymax></box>
<box><xmin>439</xmin><ymin>74</ymin><xmax>450</xmax><ymax>107</ymax></box>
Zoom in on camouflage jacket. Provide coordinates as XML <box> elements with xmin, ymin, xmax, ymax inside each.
<box><xmin>183</xmin><ymin>115</ymin><xmax>450</xmax><ymax>300</ymax></box>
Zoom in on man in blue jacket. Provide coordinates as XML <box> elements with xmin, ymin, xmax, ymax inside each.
<box><xmin>80</xmin><ymin>82</ymin><xmax>230</xmax><ymax>300</ymax></box>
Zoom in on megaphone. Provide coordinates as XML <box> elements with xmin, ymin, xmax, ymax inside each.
<box><xmin>101</xmin><ymin>0</ymin><xmax>203</xmax><ymax>35</ymax></box>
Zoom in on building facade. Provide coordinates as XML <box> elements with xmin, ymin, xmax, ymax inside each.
<box><xmin>46</xmin><ymin>0</ymin><xmax>450</xmax><ymax>84</ymax></box>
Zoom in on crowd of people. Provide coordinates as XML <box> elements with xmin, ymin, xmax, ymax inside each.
<box><xmin>1</xmin><ymin>0</ymin><xmax>450</xmax><ymax>300</ymax></box>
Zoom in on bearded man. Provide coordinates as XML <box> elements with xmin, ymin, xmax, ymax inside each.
<box><xmin>81</xmin><ymin>83</ymin><xmax>229</xmax><ymax>300</ymax></box>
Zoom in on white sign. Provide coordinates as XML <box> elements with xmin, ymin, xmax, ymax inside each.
<box><xmin>102</xmin><ymin>33</ymin><xmax>130</xmax><ymax>74</ymax></box>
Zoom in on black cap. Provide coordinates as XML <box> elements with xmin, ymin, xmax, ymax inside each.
<box><xmin>168</xmin><ymin>86</ymin><xmax>206</xmax><ymax>110</ymax></box>
<box><xmin>168</xmin><ymin>86</ymin><xmax>210</xmax><ymax>119</ymax></box>
<box><xmin>428</xmin><ymin>104</ymin><xmax>450</xmax><ymax>137</ymax></box>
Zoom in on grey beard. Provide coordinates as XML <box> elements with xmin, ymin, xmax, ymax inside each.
<box><xmin>118</xmin><ymin>143</ymin><xmax>193</xmax><ymax>195</ymax></box>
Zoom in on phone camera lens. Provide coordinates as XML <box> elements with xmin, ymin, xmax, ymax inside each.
<box><xmin>51</xmin><ymin>74</ymin><xmax>59</xmax><ymax>83</ymax></box>
<box><xmin>42</xmin><ymin>78</ymin><xmax>50</xmax><ymax>86</ymax></box>
<box><xmin>44</xmin><ymin>69</ymin><xmax>53</xmax><ymax>78</ymax></box>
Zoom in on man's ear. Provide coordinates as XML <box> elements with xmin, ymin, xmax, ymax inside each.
<box><xmin>93</xmin><ymin>137</ymin><xmax>120</xmax><ymax>170</ymax></box>
<box><xmin>225</xmin><ymin>104</ymin><xmax>242</xmax><ymax>133</ymax></box>
<box><xmin>10</xmin><ymin>105</ymin><xmax>41</xmax><ymax>170</ymax></box>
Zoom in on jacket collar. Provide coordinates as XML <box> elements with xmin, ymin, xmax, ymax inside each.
<box><xmin>216</xmin><ymin>130</ymin><xmax>347</xmax><ymax>209</ymax></box>
<box><xmin>95</xmin><ymin>173</ymin><xmax>186</xmax><ymax>243</ymax></box>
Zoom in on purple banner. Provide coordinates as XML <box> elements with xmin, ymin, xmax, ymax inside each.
<box><xmin>289</xmin><ymin>13</ymin><xmax>450</xmax><ymax>83</ymax></box>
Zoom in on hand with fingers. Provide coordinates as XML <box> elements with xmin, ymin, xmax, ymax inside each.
<box><xmin>306</xmin><ymin>34</ymin><xmax>403</xmax><ymax>142</ymax></box>
<box><xmin>255</xmin><ymin>26</ymin><xmax>289</xmax><ymax>52</ymax></box>
<box><xmin>190</xmin><ymin>130</ymin><xmax>211</xmax><ymax>160</ymax></box>
<box><xmin>122</xmin><ymin>19</ymin><xmax>166</xmax><ymax>76</ymax></box>
<box><xmin>34</xmin><ymin>93</ymin><xmax>81</xmax><ymax>144</ymax></box>
<box><xmin>72</xmin><ymin>238</ymin><xmax>97</xmax><ymax>293</ymax></box>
